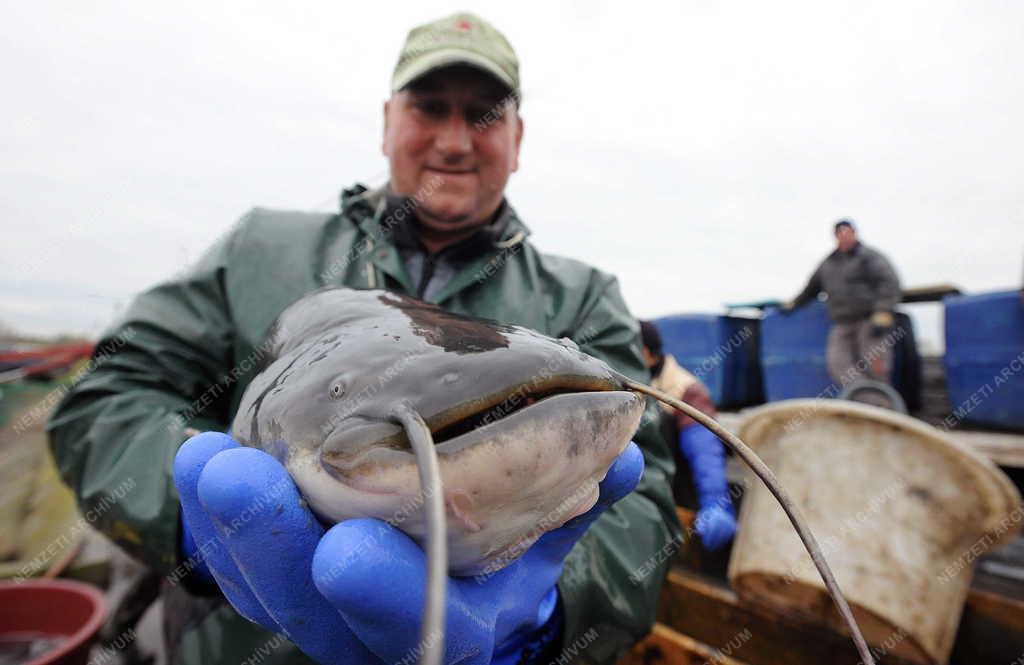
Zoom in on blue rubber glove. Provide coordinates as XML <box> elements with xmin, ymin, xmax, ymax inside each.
<box><xmin>179</xmin><ymin>508</ymin><xmax>215</xmax><ymax>586</ymax></box>
<box><xmin>174</xmin><ymin>432</ymin><xmax>379</xmax><ymax>663</ymax></box>
<box><xmin>174</xmin><ymin>432</ymin><xmax>644</xmax><ymax>665</ymax></box>
<box><xmin>678</xmin><ymin>424</ymin><xmax>736</xmax><ymax>551</ymax></box>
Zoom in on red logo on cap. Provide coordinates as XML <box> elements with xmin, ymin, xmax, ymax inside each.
<box><xmin>455</xmin><ymin>19</ymin><xmax>472</xmax><ymax>31</ymax></box>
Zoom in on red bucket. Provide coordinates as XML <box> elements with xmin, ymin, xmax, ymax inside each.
<box><xmin>0</xmin><ymin>580</ymin><xmax>106</xmax><ymax>665</ymax></box>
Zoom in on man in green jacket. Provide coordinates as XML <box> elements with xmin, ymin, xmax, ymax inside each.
<box><xmin>48</xmin><ymin>12</ymin><xmax>680</xmax><ymax>665</ymax></box>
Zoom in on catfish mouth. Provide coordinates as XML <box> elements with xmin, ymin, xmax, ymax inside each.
<box><xmin>431</xmin><ymin>385</ymin><xmax>601</xmax><ymax>445</ymax></box>
<box><xmin>421</xmin><ymin>372</ymin><xmax>626</xmax><ymax>446</ymax></box>
<box><xmin>417</xmin><ymin>374</ymin><xmax>623</xmax><ymax>447</ymax></box>
<box><xmin>321</xmin><ymin>375</ymin><xmax>628</xmax><ymax>469</ymax></box>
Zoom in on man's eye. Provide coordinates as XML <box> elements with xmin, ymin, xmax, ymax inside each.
<box><xmin>466</xmin><ymin>105</ymin><xmax>498</xmax><ymax>127</ymax></box>
<box><xmin>415</xmin><ymin>100</ymin><xmax>447</xmax><ymax>117</ymax></box>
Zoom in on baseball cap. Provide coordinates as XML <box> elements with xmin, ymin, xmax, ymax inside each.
<box><xmin>391</xmin><ymin>12</ymin><xmax>520</xmax><ymax>96</ymax></box>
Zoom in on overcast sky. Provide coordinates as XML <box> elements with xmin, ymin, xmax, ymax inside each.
<box><xmin>2</xmin><ymin>1</ymin><xmax>1022</xmax><ymax>351</ymax></box>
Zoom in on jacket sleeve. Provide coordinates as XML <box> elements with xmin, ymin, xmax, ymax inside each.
<box><xmin>557</xmin><ymin>275</ymin><xmax>682</xmax><ymax>664</ymax></box>
<box><xmin>866</xmin><ymin>249</ymin><xmax>902</xmax><ymax>312</ymax></box>
<box><xmin>47</xmin><ymin>233</ymin><xmax>239</xmax><ymax>574</ymax></box>
<box><xmin>791</xmin><ymin>261</ymin><xmax>824</xmax><ymax>309</ymax></box>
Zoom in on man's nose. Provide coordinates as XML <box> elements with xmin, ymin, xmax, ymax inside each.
<box><xmin>434</xmin><ymin>111</ymin><xmax>473</xmax><ymax>157</ymax></box>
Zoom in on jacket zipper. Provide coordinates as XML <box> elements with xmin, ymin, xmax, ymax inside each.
<box><xmin>365</xmin><ymin>238</ymin><xmax>377</xmax><ymax>289</ymax></box>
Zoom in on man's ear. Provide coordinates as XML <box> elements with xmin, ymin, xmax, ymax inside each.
<box><xmin>511</xmin><ymin>114</ymin><xmax>524</xmax><ymax>173</ymax></box>
<box><xmin>382</xmin><ymin>98</ymin><xmax>392</xmax><ymax>156</ymax></box>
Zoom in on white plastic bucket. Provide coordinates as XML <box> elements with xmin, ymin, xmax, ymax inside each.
<box><xmin>728</xmin><ymin>399</ymin><xmax>1021</xmax><ymax>664</ymax></box>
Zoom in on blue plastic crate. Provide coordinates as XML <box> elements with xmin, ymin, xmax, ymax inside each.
<box><xmin>944</xmin><ymin>290</ymin><xmax>1024</xmax><ymax>430</ymax></box>
<box><xmin>652</xmin><ymin>315</ymin><xmax>762</xmax><ymax>408</ymax></box>
<box><xmin>760</xmin><ymin>302</ymin><xmax>833</xmax><ymax>401</ymax></box>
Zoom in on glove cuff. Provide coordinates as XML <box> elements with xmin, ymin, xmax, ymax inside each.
<box><xmin>495</xmin><ymin>590</ymin><xmax>564</xmax><ymax>665</ymax></box>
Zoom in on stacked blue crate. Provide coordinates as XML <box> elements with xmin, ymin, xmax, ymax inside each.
<box><xmin>653</xmin><ymin>314</ymin><xmax>762</xmax><ymax>408</ymax></box>
<box><xmin>760</xmin><ymin>302</ymin><xmax>833</xmax><ymax>400</ymax></box>
<box><xmin>944</xmin><ymin>290</ymin><xmax>1024</xmax><ymax>430</ymax></box>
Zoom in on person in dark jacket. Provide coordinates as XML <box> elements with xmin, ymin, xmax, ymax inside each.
<box><xmin>784</xmin><ymin>219</ymin><xmax>902</xmax><ymax>385</ymax></box>
<box><xmin>639</xmin><ymin>321</ymin><xmax>736</xmax><ymax>551</ymax></box>
<box><xmin>47</xmin><ymin>12</ymin><xmax>680</xmax><ymax>665</ymax></box>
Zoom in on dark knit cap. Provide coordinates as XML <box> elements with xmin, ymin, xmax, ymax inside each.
<box><xmin>834</xmin><ymin>218</ymin><xmax>856</xmax><ymax>233</ymax></box>
<box><xmin>638</xmin><ymin>320</ymin><xmax>662</xmax><ymax>355</ymax></box>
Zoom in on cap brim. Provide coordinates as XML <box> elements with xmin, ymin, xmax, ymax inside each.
<box><xmin>391</xmin><ymin>48</ymin><xmax>515</xmax><ymax>93</ymax></box>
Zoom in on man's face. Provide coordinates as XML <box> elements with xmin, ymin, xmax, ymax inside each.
<box><xmin>835</xmin><ymin>225</ymin><xmax>858</xmax><ymax>252</ymax></box>
<box><xmin>383</xmin><ymin>66</ymin><xmax>523</xmax><ymax>237</ymax></box>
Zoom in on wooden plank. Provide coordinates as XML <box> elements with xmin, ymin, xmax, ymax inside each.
<box><xmin>620</xmin><ymin>623</ymin><xmax>748</xmax><ymax>665</ymax></box>
<box><xmin>951</xmin><ymin>587</ymin><xmax>1024</xmax><ymax>663</ymax></box>
<box><xmin>966</xmin><ymin>587</ymin><xmax>1024</xmax><ymax>632</ymax></box>
<box><xmin>656</xmin><ymin>569</ymin><xmax>920</xmax><ymax>665</ymax></box>
<box><xmin>655</xmin><ymin>566</ymin><xmax>1024</xmax><ymax>665</ymax></box>
<box><xmin>944</xmin><ymin>429</ymin><xmax>1024</xmax><ymax>468</ymax></box>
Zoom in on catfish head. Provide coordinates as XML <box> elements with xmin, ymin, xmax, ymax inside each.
<box><xmin>231</xmin><ymin>288</ymin><xmax>645</xmax><ymax>575</ymax></box>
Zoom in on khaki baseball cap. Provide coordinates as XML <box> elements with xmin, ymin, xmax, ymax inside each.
<box><xmin>391</xmin><ymin>12</ymin><xmax>519</xmax><ymax>95</ymax></box>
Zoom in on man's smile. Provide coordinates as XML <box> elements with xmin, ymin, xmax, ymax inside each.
<box><xmin>426</xmin><ymin>166</ymin><xmax>477</xmax><ymax>176</ymax></box>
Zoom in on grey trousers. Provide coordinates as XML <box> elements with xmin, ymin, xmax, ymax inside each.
<box><xmin>826</xmin><ymin>318</ymin><xmax>894</xmax><ymax>386</ymax></box>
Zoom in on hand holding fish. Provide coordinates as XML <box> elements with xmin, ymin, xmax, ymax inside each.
<box><xmin>174</xmin><ymin>431</ymin><xmax>645</xmax><ymax>665</ymax></box>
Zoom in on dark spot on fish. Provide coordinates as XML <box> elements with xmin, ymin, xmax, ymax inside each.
<box><xmin>378</xmin><ymin>292</ymin><xmax>512</xmax><ymax>354</ymax></box>
<box><xmin>568</xmin><ymin>441</ymin><xmax>581</xmax><ymax>457</ymax></box>
<box><xmin>275</xmin><ymin>506</ymin><xmax>284</xmax><ymax>515</ymax></box>
<box><xmin>393</xmin><ymin>335</ymin><xmax>401</xmax><ymax>341</ymax></box>
<box><xmin>245</xmin><ymin>352</ymin><xmax>306</xmax><ymax>442</ymax></box>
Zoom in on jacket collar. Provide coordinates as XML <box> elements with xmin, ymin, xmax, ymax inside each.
<box><xmin>829</xmin><ymin>241</ymin><xmax>862</xmax><ymax>258</ymax></box>
<box><xmin>338</xmin><ymin>182</ymin><xmax>531</xmax><ymax>302</ymax></box>
<box><xmin>340</xmin><ymin>182</ymin><xmax>530</xmax><ymax>251</ymax></box>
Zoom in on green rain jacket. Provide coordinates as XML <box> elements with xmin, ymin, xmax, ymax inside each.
<box><xmin>48</xmin><ymin>184</ymin><xmax>681</xmax><ymax>665</ymax></box>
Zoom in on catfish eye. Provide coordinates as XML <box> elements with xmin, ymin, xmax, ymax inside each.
<box><xmin>329</xmin><ymin>381</ymin><xmax>346</xmax><ymax>400</ymax></box>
